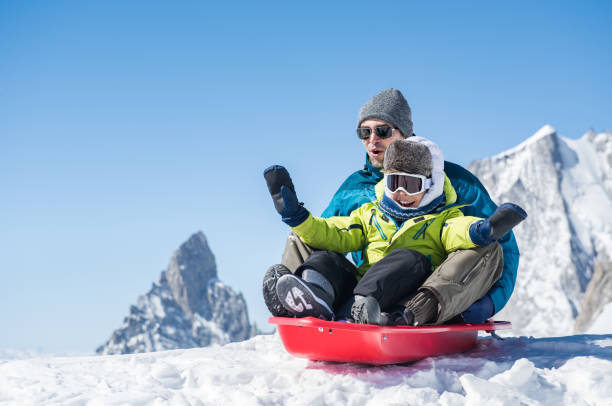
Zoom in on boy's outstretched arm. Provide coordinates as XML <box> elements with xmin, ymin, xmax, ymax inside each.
<box><xmin>264</xmin><ymin>165</ymin><xmax>310</xmax><ymax>227</ymax></box>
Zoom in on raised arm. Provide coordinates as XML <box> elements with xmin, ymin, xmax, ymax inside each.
<box><xmin>264</xmin><ymin>165</ymin><xmax>367</xmax><ymax>253</ymax></box>
<box><xmin>263</xmin><ymin>165</ymin><xmax>309</xmax><ymax>227</ymax></box>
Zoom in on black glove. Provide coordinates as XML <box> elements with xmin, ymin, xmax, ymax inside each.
<box><xmin>469</xmin><ymin>203</ymin><xmax>527</xmax><ymax>246</ymax></box>
<box><xmin>263</xmin><ymin>165</ymin><xmax>309</xmax><ymax>227</ymax></box>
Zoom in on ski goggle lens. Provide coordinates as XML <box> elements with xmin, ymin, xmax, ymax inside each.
<box><xmin>385</xmin><ymin>173</ymin><xmax>431</xmax><ymax>195</ymax></box>
<box><xmin>356</xmin><ymin>125</ymin><xmax>395</xmax><ymax>140</ymax></box>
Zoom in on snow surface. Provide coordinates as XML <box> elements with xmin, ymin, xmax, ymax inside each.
<box><xmin>1</xmin><ymin>333</ymin><xmax>611</xmax><ymax>405</ymax></box>
<box><xmin>588</xmin><ymin>302</ymin><xmax>612</xmax><ymax>335</ymax></box>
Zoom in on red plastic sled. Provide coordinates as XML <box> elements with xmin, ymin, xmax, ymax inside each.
<box><xmin>270</xmin><ymin>316</ymin><xmax>511</xmax><ymax>365</ymax></box>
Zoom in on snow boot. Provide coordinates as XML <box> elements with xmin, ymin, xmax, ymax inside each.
<box><xmin>262</xmin><ymin>264</ymin><xmax>292</xmax><ymax>317</ymax></box>
<box><xmin>388</xmin><ymin>307</ymin><xmax>415</xmax><ymax>326</ymax></box>
<box><xmin>351</xmin><ymin>296</ymin><xmax>387</xmax><ymax>325</ymax></box>
<box><xmin>276</xmin><ymin>274</ymin><xmax>334</xmax><ymax>320</ymax></box>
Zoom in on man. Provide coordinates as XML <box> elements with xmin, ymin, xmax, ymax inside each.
<box><xmin>264</xmin><ymin>88</ymin><xmax>519</xmax><ymax>324</ymax></box>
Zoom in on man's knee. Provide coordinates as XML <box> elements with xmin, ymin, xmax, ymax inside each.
<box><xmin>281</xmin><ymin>232</ymin><xmax>315</xmax><ymax>272</ymax></box>
<box><xmin>429</xmin><ymin>243</ymin><xmax>503</xmax><ymax>285</ymax></box>
<box><xmin>420</xmin><ymin>243</ymin><xmax>503</xmax><ymax>324</ymax></box>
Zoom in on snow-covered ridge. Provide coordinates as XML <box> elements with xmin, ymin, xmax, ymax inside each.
<box><xmin>2</xmin><ymin>333</ymin><xmax>611</xmax><ymax>405</ymax></box>
<box><xmin>0</xmin><ymin>349</ymin><xmax>45</xmax><ymax>361</ymax></box>
<box><xmin>469</xmin><ymin>126</ymin><xmax>612</xmax><ymax>336</ymax></box>
<box><xmin>495</xmin><ymin>123</ymin><xmax>558</xmax><ymax>158</ymax></box>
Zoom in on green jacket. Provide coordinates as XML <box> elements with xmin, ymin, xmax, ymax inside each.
<box><xmin>293</xmin><ymin>175</ymin><xmax>482</xmax><ymax>278</ymax></box>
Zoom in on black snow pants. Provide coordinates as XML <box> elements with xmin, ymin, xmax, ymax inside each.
<box><xmin>295</xmin><ymin>249</ymin><xmax>431</xmax><ymax>313</ymax></box>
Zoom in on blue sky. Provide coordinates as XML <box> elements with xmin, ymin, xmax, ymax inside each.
<box><xmin>1</xmin><ymin>1</ymin><xmax>611</xmax><ymax>354</ymax></box>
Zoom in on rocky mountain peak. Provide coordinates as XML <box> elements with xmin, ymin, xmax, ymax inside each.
<box><xmin>574</xmin><ymin>261</ymin><xmax>612</xmax><ymax>333</ymax></box>
<box><xmin>96</xmin><ymin>232</ymin><xmax>258</xmax><ymax>355</ymax></box>
<box><xmin>165</xmin><ymin>231</ymin><xmax>217</xmax><ymax>318</ymax></box>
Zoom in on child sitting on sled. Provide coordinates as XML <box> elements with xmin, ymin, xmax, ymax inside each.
<box><xmin>263</xmin><ymin>137</ymin><xmax>526</xmax><ymax>326</ymax></box>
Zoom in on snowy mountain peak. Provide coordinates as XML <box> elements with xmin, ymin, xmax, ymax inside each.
<box><xmin>520</xmin><ymin>124</ymin><xmax>557</xmax><ymax>149</ymax></box>
<box><xmin>490</xmin><ymin>124</ymin><xmax>558</xmax><ymax>160</ymax></box>
<box><xmin>533</xmin><ymin>124</ymin><xmax>557</xmax><ymax>139</ymax></box>
<box><xmin>468</xmin><ymin>127</ymin><xmax>612</xmax><ymax>336</ymax></box>
<box><xmin>96</xmin><ymin>232</ymin><xmax>258</xmax><ymax>355</ymax></box>
<box><xmin>582</xmin><ymin>127</ymin><xmax>612</xmax><ymax>142</ymax></box>
<box><xmin>581</xmin><ymin>128</ymin><xmax>612</xmax><ymax>156</ymax></box>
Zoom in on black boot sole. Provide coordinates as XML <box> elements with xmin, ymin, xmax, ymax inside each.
<box><xmin>262</xmin><ymin>264</ymin><xmax>292</xmax><ymax>317</ymax></box>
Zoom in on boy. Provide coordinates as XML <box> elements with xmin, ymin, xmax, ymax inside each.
<box><xmin>264</xmin><ymin>137</ymin><xmax>526</xmax><ymax>325</ymax></box>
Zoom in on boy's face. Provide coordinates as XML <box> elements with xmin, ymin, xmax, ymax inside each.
<box><xmin>386</xmin><ymin>170</ymin><xmax>427</xmax><ymax>208</ymax></box>
<box><xmin>388</xmin><ymin>188</ymin><xmax>427</xmax><ymax>209</ymax></box>
<box><xmin>359</xmin><ymin>119</ymin><xmax>405</xmax><ymax>168</ymax></box>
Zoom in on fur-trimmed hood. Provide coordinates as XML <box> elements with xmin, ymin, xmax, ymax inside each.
<box><xmin>376</xmin><ymin>136</ymin><xmax>449</xmax><ymax>209</ymax></box>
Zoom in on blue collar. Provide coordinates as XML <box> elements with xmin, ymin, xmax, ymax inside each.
<box><xmin>364</xmin><ymin>155</ymin><xmax>383</xmax><ymax>180</ymax></box>
<box><xmin>379</xmin><ymin>192</ymin><xmax>446</xmax><ymax>224</ymax></box>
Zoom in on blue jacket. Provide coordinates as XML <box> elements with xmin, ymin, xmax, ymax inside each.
<box><xmin>321</xmin><ymin>155</ymin><xmax>519</xmax><ymax>314</ymax></box>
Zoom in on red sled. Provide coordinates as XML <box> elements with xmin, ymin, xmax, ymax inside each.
<box><xmin>270</xmin><ymin>316</ymin><xmax>511</xmax><ymax>365</ymax></box>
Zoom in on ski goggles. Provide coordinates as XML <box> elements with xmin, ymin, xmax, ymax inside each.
<box><xmin>356</xmin><ymin>125</ymin><xmax>396</xmax><ymax>140</ymax></box>
<box><xmin>384</xmin><ymin>172</ymin><xmax>432</xmax><ymax>195</ymax></box>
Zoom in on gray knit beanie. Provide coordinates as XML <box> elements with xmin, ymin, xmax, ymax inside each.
<box><xmin>383</xmin><ymin>139</ymin><xmax>433</xmax><ymax>177</ymax></box>
<box><xmin>357</xmin><ymin>88</ymin><xmax>413</xmax><ymax>138</ymax></box>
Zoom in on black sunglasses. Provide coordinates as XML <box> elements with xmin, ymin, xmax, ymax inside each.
<box><xmin>356</xmin><ymin>125</ymin><xmax>396</xmax><ymax>140</ymax></box>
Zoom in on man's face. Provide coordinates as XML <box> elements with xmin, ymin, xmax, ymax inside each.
<box><xmin>359</xmin><ymin>118</ymin><xmax>405</xmax><ymax>168</ymax></box>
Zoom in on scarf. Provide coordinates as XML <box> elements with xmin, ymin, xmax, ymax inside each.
<box><xmin>379</xmin><ymin>191</ymin><xmax>446</xmax><ymax>223</ymax></box>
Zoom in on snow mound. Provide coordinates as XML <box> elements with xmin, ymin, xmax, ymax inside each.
<box><xmin>1</xmin><ymin>333</ymin><xmax>611</xmax><ymax>405</ymax></box>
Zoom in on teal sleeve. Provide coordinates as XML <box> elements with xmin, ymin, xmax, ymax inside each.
<box><xmin>488</xmin><ymin>231</ymin><xmax>519</xmax><ymax>313</ymax></box>
<box><xmin>445</xmin><ymin>161</ymin><xmax>519</xmax><ymax>314</ymax></box>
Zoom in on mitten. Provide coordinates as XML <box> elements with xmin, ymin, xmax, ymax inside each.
<box><xmin>469</xmin><ymin>203</ymin><xmax>527</xmax><ymax>246</ymax></box>
<box><xmin>263</xmin><ymin>165</ymin><xmax>309</xmax><ymax>227</ymax></box>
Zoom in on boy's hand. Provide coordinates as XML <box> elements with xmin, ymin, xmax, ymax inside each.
<box><xmin>469</xmin><ymin>203</ymin><xmax>527</xmax><ymax>246</ymax></box>
<box><xmin>488</xmin><ymin>203</ymin><xmax>527</xmax><ymax>240</ymax></box>
<box><xmin>263</xmin><ymin>165</ymin><xmax>309</xmax><ymax>227</ymax></box>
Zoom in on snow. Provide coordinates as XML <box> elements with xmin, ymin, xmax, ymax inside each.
<box><xmin>1</xmin><ymin>333</ymin><xmax>611</xmax><ymax>405</ymax></box>
<box><xmin>563</xmin><ymin>132</ymin><xmax>612</xmax><ymax>258</ymax></box>
<box><xmin>588</xmin><ymin>303</ymin><xmax>612</xmax><ymax>335</ymax></box>
<box><xmin>468</xmin><ymin>128</ymin><xmax>612</xmax><ymax>337</ymax></box>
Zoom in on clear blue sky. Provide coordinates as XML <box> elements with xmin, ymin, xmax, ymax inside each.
<box><xmin>1</xmin><ymin>1</ymin><xmax>611</xmax><ymax>354</ymax></box>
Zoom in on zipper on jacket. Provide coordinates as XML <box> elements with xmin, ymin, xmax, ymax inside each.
<box><xmin>413</xmin><ymin>219</ymin><xmax>435</xmax><ymax>240</ymax></box>
<box><xmin>371</xmin><ymin>212</ymin><xmax>388</xmax><ymax>240</ymax></box>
